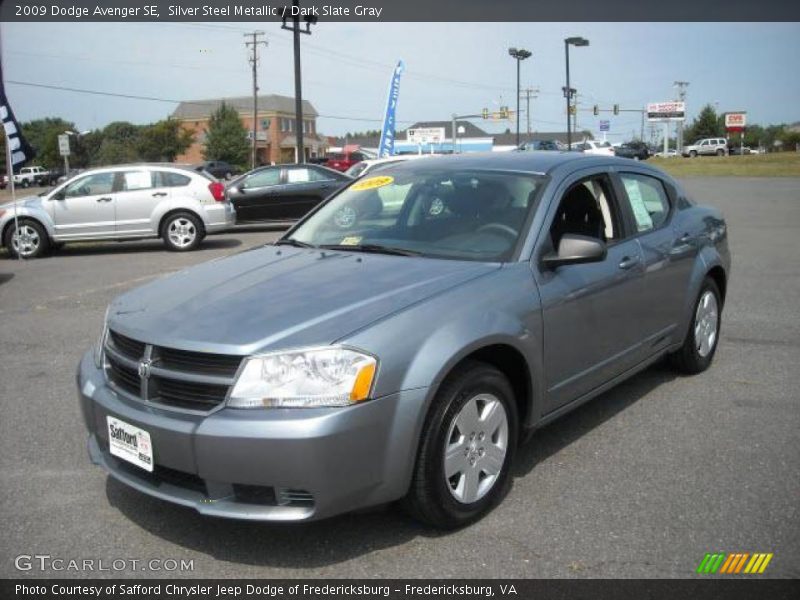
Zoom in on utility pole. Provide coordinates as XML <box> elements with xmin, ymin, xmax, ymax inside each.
<box><xmin>245</xmin><ymin>31</ymin><xmax>267</xmax><ymax>169</ymax></box>
<box><xmin>521</xmin><ymin>87</ymin><xmax>539</xmax><ymax>137</ymax></box>
<box><xmin>674</xmin><ymin>80</ymin><xmax>689</xmax><ymax>153</ymax></box>
<box><xmin>282</xmin><ymin>0</ymin><xmax>317</xmax><ymax>164</ymax></box>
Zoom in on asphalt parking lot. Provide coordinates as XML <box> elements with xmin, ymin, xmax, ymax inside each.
<box><xmin>0</xmin><ymin>177</ymin><xmax>798</xmax><ymax>579</ymax></box>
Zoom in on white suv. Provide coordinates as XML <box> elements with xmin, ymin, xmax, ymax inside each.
<box><xmin>572</xmin><ymin>140</ymin><xmax>615</xmax><ymax>156</ymax></box>
<box><xmin>1</xmin><ymin>164</ymin><xmax>235</xmax><ymax>258</ymax></box>
<box><xmin>682</xmin><ymin>138</ymin><xmax>728</xmax><ymax>157</ymax></box>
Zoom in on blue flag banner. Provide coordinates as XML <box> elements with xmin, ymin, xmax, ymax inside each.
<box><xmin>377</xmin><ymin>60</ymin><xmax>405</xmax><ymax>158</ymax></box>
<box><xmin>0</xmin><ymin>61</ymin><xmax>35</xmax><ymax>168</ymax></box>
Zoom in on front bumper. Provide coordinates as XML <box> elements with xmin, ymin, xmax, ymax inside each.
<box><xmin>77</xmin><ymin>351</ymin><xmax>426</xmax><ymax>521</ymax></box>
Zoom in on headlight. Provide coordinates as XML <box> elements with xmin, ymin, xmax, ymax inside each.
<box><xmin>228</xmin><ymin>346</ymin><xmax>377</xmax><ymax>408</ymax></box>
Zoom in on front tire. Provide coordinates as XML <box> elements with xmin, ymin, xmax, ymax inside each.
<box><xmin>403</xmin><ymin>361</ymin><xmax>518</xmax><ymax>529</ymax></box>
<box><xmin>670</xmin><ymin>278</ymin><xmax>722</xmax><ymax>374</ymax></box>
<box><xmin>689</xmin><ymin>150</ymin><xmax>698</xmax><ymax>158</ymax></box>
<box><xmin>161</xmin><ymin>212</ymin><xmax>204</xmax><ymax>252</ymax></box>
<box><xmin>4</xmin><ymin>219</ymin><xmax>50</xmax><ymax>259</ymax></box>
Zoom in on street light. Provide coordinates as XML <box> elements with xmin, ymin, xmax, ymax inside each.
<box><xmin>62</xmin><ymin>130</ymin><xmax>89</xmax><ymax>174</ymax></box>
<box><xmin>508</xmin><ymin>47</ymin><xmax>532</xmax><ymax>147</ymax></box>
<box><xmin>564</xmin><ymin>36</ymin><xmax>589</xmax><ymax>149</ymax></box>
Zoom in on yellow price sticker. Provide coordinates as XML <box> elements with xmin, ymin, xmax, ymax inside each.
<box><xmin>351</xmin><ymin>175</ymin><xmax>394</xmax><ymax>191</ymax></box>
<box><xmin>340</xmin><ymin>236</ymin><xmax>363</xmax><ymax>246</ymax></box>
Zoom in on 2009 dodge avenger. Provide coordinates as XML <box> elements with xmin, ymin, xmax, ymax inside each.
<box><xmin>77</xmin><ymin>152</ymin><xmax>729</xmax><ymax>528</ymax></box>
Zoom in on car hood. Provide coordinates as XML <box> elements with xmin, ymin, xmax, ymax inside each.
<box><xmin>108</xmin><ymin>245</ymin><xmax>500</xmax><ymax>355</ymax></box>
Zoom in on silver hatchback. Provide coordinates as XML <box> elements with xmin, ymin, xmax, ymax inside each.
<box><xmin>1</xmin><ymin>164</ymin><xmax>235</xmax><ymax>258</ymax></box>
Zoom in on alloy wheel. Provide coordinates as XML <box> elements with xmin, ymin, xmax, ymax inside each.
<box><xmin>11</xmin><ymin>224</ymin><xmax>41</xmax><ymax>257</ymax></box>
<box><xmin>167</xmin><ymin>218</ymin><xmax>197</xmax><ymax>249</ymax></box>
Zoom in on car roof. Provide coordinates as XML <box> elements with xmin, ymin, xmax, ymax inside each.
<box><xmin>376</xmin><ymin>150</ymin><xmax>638</xmax><ymax>176</ymax></box>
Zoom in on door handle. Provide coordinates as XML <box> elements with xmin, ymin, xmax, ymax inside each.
<box><xmin>677</xmin><ymin>232</ymin><xmax>692</xmax><ymax>244</ymax></box>
<box><xmin>618</xmin><ymin>256</ymin><xmax>639</xmax><ymax>270</ymax></box>
<box><xmin>96</xmin><ymin>197</ymin><xmax>113</xmax><ymax>202</ymax></box>
<box><xmin>152</xmin><ymin>192</ymin><xmax>168</xmax><ymax>197</ymax></box>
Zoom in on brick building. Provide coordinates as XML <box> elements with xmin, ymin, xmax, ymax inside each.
<box><xmin>172</xmin><ymin>94</ymin><xmax>327</xmax><ymax>165</ymax></box>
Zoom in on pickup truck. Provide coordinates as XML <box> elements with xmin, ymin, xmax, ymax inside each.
<box><xmin>13</xmin><ymin>166</ymin><xmax>51</xmax><ymax>187</ymax></box>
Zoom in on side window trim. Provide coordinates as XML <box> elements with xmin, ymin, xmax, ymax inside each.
<box><xmin>610</xmin><ymin>169</ymin><xmax>674</xmax><ymax>237</ymax></box>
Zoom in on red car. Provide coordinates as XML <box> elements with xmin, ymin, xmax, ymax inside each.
<box><xmin>325</xmin><ymin>148</ymin><xmax>369</xmax><ymax>172</ymax></box>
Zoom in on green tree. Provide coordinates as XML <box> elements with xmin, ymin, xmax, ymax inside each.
<box><xmin>94</xmin><ymin>121</ymin><xmax>141</xmax><ymax>165</ymax></box>
<box><xmin>203</xmin><ymin>102</ymin><xmax>248</xmax><ymax>167</ymax></box>
<box><xmin>137</xmin><ymin>119</ymin><xmax>193</xmax><ymax>162</ymax></box>
<box><xmin>19</xmin><ymin>117</ymin><xmax>75</xmax><ymax>169</ymax></box>
<box><xmin>683</xmin><ymin>104</ymin><xmax>722</xmax><ymax>143</ymax></box>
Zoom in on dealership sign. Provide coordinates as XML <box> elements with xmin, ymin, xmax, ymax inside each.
<box><xmin>725</xmin><ymin>112</ymin><xmax>747</xmax><ymax>132</ymax></box>
<box><xmin>647</xmin><ymin>102</ymin><xmax>686</xmax><ymax>122</ymax></box>
<box><xmin>407</xmin><ymin>127</ymin><xmax>445</xmax><ymax>144</ymax></box>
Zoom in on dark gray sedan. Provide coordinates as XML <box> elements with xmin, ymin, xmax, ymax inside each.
<box><xmin>77</xmin><ymin>152</ymin><xmax>729</xmax><ymax>528</ymax></box>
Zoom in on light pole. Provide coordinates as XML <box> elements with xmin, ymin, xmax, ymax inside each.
<box><xmin>282</xmin><ymin>0</ymin><xmax>317</xmax><ymax>164</ymax></box>
<box><xmin>564</xmin><ymin>36</ymin><xmax>589</xmax><ymax>149</ymax></box>
<box><xmin>508</xmin><ymin>47</ymin><xmax>531</xmax><ymax>147</ymax></box>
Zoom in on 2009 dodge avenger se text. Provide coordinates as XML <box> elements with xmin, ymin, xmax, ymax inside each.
<box><xmin>77</xmin><ymin>152</ymin><xmax>729</xmax><ymax>529</ymax></box>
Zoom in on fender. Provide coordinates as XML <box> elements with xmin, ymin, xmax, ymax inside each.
<box><xmin>151</xmin><ymin>197</ymin><xmax>209</xmax><ymax>235</ymax></box>
<box><xmin>0</xmin><ymin>199</ymin><xmax>56</xmax><ymax>240</ymax></box>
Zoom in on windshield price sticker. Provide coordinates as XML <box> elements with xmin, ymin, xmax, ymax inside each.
<box><xmin>351</xmin><ymin>175</ymin><xmax>394</xmax><ymax>191</ymax></box>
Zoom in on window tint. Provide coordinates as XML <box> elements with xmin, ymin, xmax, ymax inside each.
<box><xmin>619</xmin><ymin>173</ymin><xmax>671</xmax><ymax>232</ymax></box>
<box><xmin>64</xmin><ymin>172</ymin><xmax>115</xmax><ymax>198</ymax></box>
<box><xmin>244</xmin><ymin>168</ymin><xmax>281</xmax><ymax>188</ymax></box>
<box><xmin>307</xmin><ymin>167</ymin><xmax>334</xmax><ymax>182</ymax></box>
<box><xmin>120</xmin><ymin>171</ymin><xmax>152</xmax><ymax>192</ymax></box>
<box><xmin>159</xmin><ymin>171</ymin><xmax>191</xmax><ymax>187</ymax></box>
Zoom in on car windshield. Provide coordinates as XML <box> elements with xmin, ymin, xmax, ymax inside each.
<box><xmin>287</xmin><ymin>168</ymin><xmax>545</xmax><ymax>262</ymax></box>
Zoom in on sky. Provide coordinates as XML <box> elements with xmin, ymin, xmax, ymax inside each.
<box><xmin>2</xmin><ymin>21</ymin><xmax>799</xmax><ymax>141</ymax></box>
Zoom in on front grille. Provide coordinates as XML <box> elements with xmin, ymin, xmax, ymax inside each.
<box><xmin>109</xmin><ymin>330</ymin><xmax>146</xmax><ymax>360</ymax></box>
<box><xmin>105</xmin><ymin>329</ymin><xmax>241</xmax><ymax>412</ymax></box>
<box><xmin>157</xmin><ymin>347</ymin><xmax>242</xmax><ymax>377</ymax></box>
<box><xmin>152</xmin><ymin>376</ymin><xmax>230</xmax><ymax>411</ymax></box>
<box><xmin>107</xmin><ymin>360</ymin><xmax>140</xmax><ymax>396</ymax></box>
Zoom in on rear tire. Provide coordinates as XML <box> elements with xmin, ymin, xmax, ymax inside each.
<box><xmin>716</xmin><ymin>149</ymin><xmax>725</xmax><ymax>156</ymax></box>
<box><xmin>161</xmin><ymin>212</ymin><xmax>204</xmax><ymax>252</ymax></box>
<box><xmin>4</xmin><ymin>219</ymin><xmax>50</xmax><ymax>259</ymax></box>
<box><xmin>670</xmin><ymin>277</ymin><xmax>722</xmax><ymax>374</ymax></box>
<box><xmin>402</xmin><ymin>361</ymin><xmax>518</xmax><ymax>529</ymax></box>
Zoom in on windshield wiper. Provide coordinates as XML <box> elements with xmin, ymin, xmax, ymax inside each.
<box><xmin>319</xmin><ymin>243</ymin><xmax>422</xmax><ymax>257</ymax></box>
<box><xmin>274</xmin><ymin>238</ymin><xmax>315</xmax><ymax>248</ymax></box>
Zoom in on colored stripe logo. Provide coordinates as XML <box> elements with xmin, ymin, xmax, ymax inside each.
<box><xmin>696</xmin><ymin>552</ymin><xmax>773</xmax><ymax>574</ymax></box>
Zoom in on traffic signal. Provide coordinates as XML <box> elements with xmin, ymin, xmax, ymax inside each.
<box><xmin>613</xmin><ymin>104</ymin><xmax>619</xmax><ymax>115</ymax></box>
<box><xmin>482</xmin><ymin>108</ymin><xmax>489</xmax><ymax>120</ymax></box>
<box><xmin>499</xmin><ymin>106</ymin><xmax>509</xmax><ymax>119</ymax></box>
<box><xmin>568</xmin><ymin>105</ymin><xmax>576</xmax><ymax>116</ymax></box>
<box><xmin>593</xmin><ymin>105</ymin><xmax>599</xmax><ymax>116</ymax></box>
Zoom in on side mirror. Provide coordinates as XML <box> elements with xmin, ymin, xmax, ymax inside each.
<box><xmin>50</xmin><ymin>190</ymin><xmax>65</xmax><ymax>201</ymax></box>
<box><xmin>542</xmin><ymin>234</ymin><xmax>607</xmax><ymax>269</ymax></box>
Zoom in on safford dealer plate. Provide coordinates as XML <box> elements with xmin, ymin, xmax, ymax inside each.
<box><xmin>107</xmin><ymin>416</ymin><xmax>153</xmax><ymax>472</ymax></box>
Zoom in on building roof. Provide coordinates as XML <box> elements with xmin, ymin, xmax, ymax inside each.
<box><xmin>172</xmin><ymin>94</ymin><xmax>318</xmax><ymax>120</ymax></box>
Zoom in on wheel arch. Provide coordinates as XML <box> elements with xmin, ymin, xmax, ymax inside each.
<box><xmin>157</xmin><ymin>208</ymin><xmax>206</xmax><ymax>238</ymax></box>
